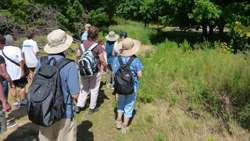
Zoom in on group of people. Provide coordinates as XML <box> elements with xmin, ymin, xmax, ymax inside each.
<box><xmin>0</xmin><ymin>30</ymin><xmax>39</xmax><ymax>134</ymax></box>
<box><xmin>0</xmin><ymin>23</ymin><xmax>143</xmax><ymax>140</ymax></box>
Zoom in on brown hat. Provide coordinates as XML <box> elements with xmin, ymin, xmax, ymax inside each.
<box><xmin>117</xmin><ymin>38</ymin><xmax>141</xmax><ymax>57</ymax></box>
<box><xmin>44</xmin><ymin>29</ymin><xmax>73</xmax><ymax>54</ymax></box>
<box><xmin>105</xmin><ymin>31</ymin><xmax>119</xmax><ymax>42</ymax></box>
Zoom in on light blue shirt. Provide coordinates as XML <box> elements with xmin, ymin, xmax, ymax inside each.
<box><xmin>112</xmin><ymin>56</ymin><xmax>143</xmax><ymax>89</ymax></box>
<box><xmin>36</xmin><ymin>55</ymin><xmax>80</xmax><ymax>118</ymax></box>
<box><xmin>81</xmin><ymin>31</ymin><xmax>88</xmax><ymax>41</ymax></box>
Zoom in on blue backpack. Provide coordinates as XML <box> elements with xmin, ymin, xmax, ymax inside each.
<box><xmin>78</xmin><ymin>42</ymin><xmax>98</xmax><ymax>76</ymax></box>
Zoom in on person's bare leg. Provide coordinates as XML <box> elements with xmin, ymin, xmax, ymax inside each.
<box><xmin>20</xmin><ymin>87</ymin><xmax>26</xmax><ymax>102</ymax></box>
<box><xmin>10</xmin><ymin>89</ymin><xmax>17</xmax><ymax>103</ymax></box>
<box><xmin>123</xmin><ymin>117</ymin><xmax>130</xmax><ymax>126</ymax></box>
<box><xmin>117</xmin><ymin>113</ymin><xmax>123</xmax><ymax>121</ymax></box>
<box><xmin>28</xmin><ymin>68</ymin><xmax>35</xmax><ymax>83</ymax></box>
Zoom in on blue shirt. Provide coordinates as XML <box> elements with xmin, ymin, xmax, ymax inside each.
<box><xmin>81</xmin><ymin>31</ymin><xmax>88</xmax><ymax>41</ymax></box>
<box><xmin>105</xmin><ymin>42</ymin><xmax>114</xmax><ymax>65</ymax></box>
<box><xmin>112</xmin><ymin>56</ymin><xmax>143</xmax><ymax>89</ymax></box>
<box><xmin>36</xmin><ymin>55</ymin><xmax>80</xmax><ymax>118</ymax></box>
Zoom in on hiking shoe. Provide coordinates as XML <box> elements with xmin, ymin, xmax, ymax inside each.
<box><xmin>7</xmin><ymin>121</ymin><xmax>17</xmax><ymax>128</ymax></box>
<box><xmin>116</xmin><ymin>120</ymin><xmax>122</xmax><ymax>129</ymax></box>
<box><xmin>88</xmin><ymin>107</ymin><xmax>99</xmax><ymax>114</ymax></box>
<box><xmin>12</xmin><ymin>102</ymin><xmax>20</xmax><ymax>109</ymax></box>
<box><xmin>121</xmin><ymin>125</ymin><xmax>129</xmax><ymax>134</ymax></box>
<box><xmin>75</xmin><ymin>106</ymin><xmax>82</xmax><ymax>114</ymax></box>
<box><xmin>20</xmin><ymin>100</ymin><xmax>27</xmax><ymax>107</ymax></box>
<box><xmin>107</xmin><ymin>83</ymin><xmax>111</xmax><ymax>88</ymax></box>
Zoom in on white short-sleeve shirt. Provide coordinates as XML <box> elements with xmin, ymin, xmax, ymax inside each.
<box><xmin>22</xmin><ymin>39</ymin><xmax>39</xmax><ymax>68</ymax></box>
<box><xmin>0</xmin><ymin>46</ymin><xmax>23</xmax><ymax>80</ymax></box>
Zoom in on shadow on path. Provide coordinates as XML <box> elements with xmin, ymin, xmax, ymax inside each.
<box><xmin>77</xmin><ymin>120</ymin><xmax>94</xmax><ymax>141</ymax></box>
<box><xmin>4</xmin><ymin>122</ymin><xmax>39</xmax><ymax>141</ymax></box>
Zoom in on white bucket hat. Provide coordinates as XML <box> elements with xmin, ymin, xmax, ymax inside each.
<box><xmin>105</xmin><ymin>31</ymin><xmax>119</xmax><ymax>42</ymax></box>
<box><xmin>44</xmin><ymin>29</ymin><xmax>73</xmax><ymax>54</ymax></box>
<box><xmin>117</xmin><ymin>38</ymin><xmax>141</xmax><ymax>57</ymax></box>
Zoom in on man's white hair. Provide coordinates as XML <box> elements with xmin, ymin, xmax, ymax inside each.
<box><xmin>4</xmin><ymin>34</ymin><xmax>14</xmax><ymax>46</ymax></box>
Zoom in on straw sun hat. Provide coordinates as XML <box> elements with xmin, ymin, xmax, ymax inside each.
<box><xmin>117</xmin><ymin>38</ymin><xmax>141</xmax><ymax>57</ymax></box>
<box><xmin>44</xmin><ymin>29</ymin><xmax>73</xmax><ymax>54</ymax></box>
<box><xmin>105</xmin><ymin>31</ymin><xmax>119</xmax><ymax>42</ymax></box>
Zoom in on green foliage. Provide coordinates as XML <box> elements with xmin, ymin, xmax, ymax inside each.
<box><xmin>107</xmin><ymin>23</ymin><xmax>159</xmax><ymax>44</ymax></box>
<box><xmin>234</xmin><ymin>22</ymin><xmax>250</xmax><ymax>39</ymax></box>
<box><xmin>88</xmin><ymin>8</ymin><xmax>109</xmax><ymax>27</ymax></box>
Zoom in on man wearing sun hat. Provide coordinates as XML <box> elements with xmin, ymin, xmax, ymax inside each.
<box><xmin>81</xmin><ymin>23</ymin><xmax>91</xmax><ymax>41</ymax></box>
<box><xmin>36</xmin><ymin>29</ymin><xmax>80</xmax><ymax>141</ymax></box>
<box><xmin>112</xmin><ymin>37</ymin><xmax>144</xmax><ymax>134</ymax></box>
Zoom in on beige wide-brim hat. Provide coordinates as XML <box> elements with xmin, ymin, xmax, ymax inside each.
<box><xmin>117</xmin><ymin>38</ymin><xmax>141</xmax><ymax>57</ymax></box>
<box><xmin>44</xmin><ymin>29</ymin><xmax>73</xmax><ymax>54</ymax></box>
<box><xmin>85</xmin><ymin>23</ymin><xmax>91</xmax><ymax>28</ymax></box>
<box><xmin>105</xmin><ymin>31</ymin><xmax>119</xmax><ymax>42</ymax></box>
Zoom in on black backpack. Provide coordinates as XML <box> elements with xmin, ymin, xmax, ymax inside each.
<box><xmin>114</xmin><ymin>56</ymin><xmax>136</xmax><ymax>95</ymax></box>
<box><xmin>26</xmin><ymin>56</ymin><xmax>73</xmax><ymax>127</ymax></box>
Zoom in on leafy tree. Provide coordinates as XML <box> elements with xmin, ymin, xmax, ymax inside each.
<box><xmin>139</xmin><ymin>0</ymin><xmax>158</xmax><ymax>27</ymax></box>
<box><xmin>188</xmin><ymin>0</ymin><xmax>221</xmax><ymax>37</ymax></box>
<box><xmin>116</xmin><ymin>0</ymin><xmax>143</xmax><ymax>20</ymax></box>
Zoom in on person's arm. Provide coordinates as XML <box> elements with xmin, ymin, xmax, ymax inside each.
<box><xmin>33</xmin><ymin>42</ymin><xmax>39</xmax><ymax>56</ymax></box>
<box><xmin>0</xmin><ymin>63</ymin><xmax>15</xmax><ymax>90</ymax></box>
<box><xmin>112</xmin><ymin>45</ymin><xmax>115</xmax><ymax>56</ymax></box>
<box><xmin>98</xmin><ymin>52</ymin><xmax>108</xmax><ymax>74</ymax></box>
<box><xmin>72</xmin><ymin>93</ymin><xmax>79</xmax><ymax>99</ymax></box>
<box><xmin>0</xmin><ymin>68</ymin><xmax>11</xmax><ymax>112</ymax></box>
<box><xmin>137</xmin><ymin>70</ymin><xmax>142</xmax><ymax>78</ymax></box>
<box><xmin>19</xmin><ymin>60</ymin><xmax>25</xmax><ymax>78</ymax></box>
<box><xmin>77</xmin><ymin>48</ymin><xmax>82</xmax><ymax>59</ymax></box>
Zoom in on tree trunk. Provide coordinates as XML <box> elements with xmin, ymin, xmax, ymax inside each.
<box><xmin>144</xmin><ymin>21</ymin><xmax>147</xmax><ymax>27</ymax></box>
<box><xmin>202</xmin><ymin>23</ymin><xmax>207</xmax><ymax>38</ymax></box>
<box><xmin>209</xmin><ymin>25</ymin><xmax>214</xmax><ymax>38</ymax></box>
<box><xmin>219</xmin><ymin>24</ymin><xmax>224</xmax><ymax>34</ymax></box>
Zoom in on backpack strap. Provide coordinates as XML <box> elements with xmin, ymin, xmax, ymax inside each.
<box><xmin>118</xmin><ymin>56</ymin><xmax>124</xmax><ymax>66</ymax></box>
<box><xmin>40</xmin><ymin>56</ymin><xmax>48</xmax><ymax>66</ymax></box>
<box><xmin>126</xmin><ymin>56</ymin><xmax>136</xmax><ymax>66</ymax></box>
<box><xmin>87</xmin><ymin>43</ymin><xmax>98</xmax><ymax>51</ymax></box>
<box><xmin>80</xmin><ymin>43</ymin><xmax>85</xmax><ymax>52</ymax></box>
<box><xmin>118</xmin><ymin>56</ymin><xmax>136</xmax><ymax>66</ymax></box>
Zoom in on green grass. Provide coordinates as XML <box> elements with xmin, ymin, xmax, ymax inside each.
<box><xmin>137</xmin><ymin>39</ymin><xmax>250</xmax><ymax>128</ymax></box>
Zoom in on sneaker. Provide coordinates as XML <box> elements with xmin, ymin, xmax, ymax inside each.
<box><xmin>13</xmin><ymin>102</ymin><xmax>20</xmax><ymax>109</ymax></box>
<box><xmin>116</xmin><ymin>120</ymin><xmax>122</xmax><ymax>129</ymax></box>
<box><xmin>88</xmin><ymin>107</ymin><xmax>99</xmax><ymax>114</ymax></box>
<box><xmin>20</xmin><ymin>100</ymin><xmax>27</xmax><ymax>107</ymax></box>
<box><xmin>121</xmin><ymin>125</ymin><xmax>129</xmax><ymax>134</ymax></box>
<box><xmin>7</xmin><ymin>121</ymin><xmax>17</xmax><ymax>128</ymax></box>
<box><xmin>75</xmin><ymin>106</ymin><xmax>82</xmax><ymax>114</ymax></box>
<box><xmin>107</xmin><ymin>83</ymin><xmax>111</xmax><ymax>88</ymax></box>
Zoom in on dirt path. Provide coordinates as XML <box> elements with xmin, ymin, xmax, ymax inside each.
<box><xmin>0</xmin><ymin>45</ymin><xmax>154</xmax><ymax>141</ymax></box>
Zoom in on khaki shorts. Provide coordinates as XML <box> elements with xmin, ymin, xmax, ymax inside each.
<box><xmin>38</xmin><ymin>117</ymin><xmax>77</xmax><ymax>141</ymax></box>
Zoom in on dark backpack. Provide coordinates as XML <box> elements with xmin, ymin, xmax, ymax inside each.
<box><xmin>78</xmin><ymin>42</ymin><xmax>98</xmax><ymax>77</ymax></box>
<box><xmin>114</xmin><ymin>56</ymin><xmax>136</xmax><ymax>95</ymax></box>
<box><xmin>26</xmin><ymin>56</ymin><xmax>73</xmax><ymax>127</ymax></box>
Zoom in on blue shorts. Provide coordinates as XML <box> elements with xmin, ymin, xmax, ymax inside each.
<box><xmin>117</xmin><ymin>87</ymin><xmax>137</xmax><ymax>118</ymax></box>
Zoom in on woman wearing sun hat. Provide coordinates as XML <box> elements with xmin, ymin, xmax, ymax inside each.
<box><xmin>112</xmin><ymin>38</ymin><xmax>143</xmax><ymax>134</ymax></box>
<box><xmin>105</xmin><ymin>31</ymin><xmax>119</xmax><ymax>88</ymax></box>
